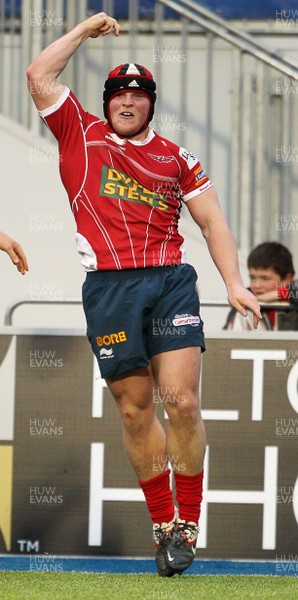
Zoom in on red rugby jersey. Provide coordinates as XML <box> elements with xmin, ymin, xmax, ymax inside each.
<box><xmin>39</xmin><ymin>88</ymin><xmax>213</xmax><ymax>270</ymax></box>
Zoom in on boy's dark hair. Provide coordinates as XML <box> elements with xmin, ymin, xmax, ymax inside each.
<box><xmin>247</xmin><ymin>242</ymin><xmax>295</xmax><ymax>279</ymax></box>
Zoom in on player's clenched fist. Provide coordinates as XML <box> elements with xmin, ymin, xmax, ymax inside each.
<box><xmin>85</xmin><ymin>12</ymin><xmax>121</xmax><ymax>38</ymax></box>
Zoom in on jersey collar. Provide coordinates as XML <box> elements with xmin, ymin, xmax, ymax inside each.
<box><xmin>127</xmin><ymin>128</ymin><xmax>155</xmax><ymax>146</ymax></box>
<box><xmin>104</xmin><ymin>124</ymin><xmax>155</xmax><ymax>146</ymax></box>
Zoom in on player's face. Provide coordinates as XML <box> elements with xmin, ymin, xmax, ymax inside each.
<box><xmin>248</xmin><ymin>267</ymin><xmax>283</xmax><ymax>296</ymax></box>
<box><xmin>109</xmin><ymin>92</ymin><xmax>150</xmax><ymax>139</ymax></box>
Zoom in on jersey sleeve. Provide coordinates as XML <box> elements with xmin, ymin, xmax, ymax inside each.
<box><xmin>37</xmin><ymin>88</ymin><xmax>98</xmax><ymax>201</ymax></box>
<box><xmin>38</xmin><ymin>87</ymin><xmax>93</xmax><ymax>141</ymax></box>
<box><xmin>177</xmin><ymin>146</ymin><xmax>213</xmax><ymax>202</ymax></box>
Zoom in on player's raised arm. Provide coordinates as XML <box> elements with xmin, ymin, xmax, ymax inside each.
<box><xmin>26</xmin><ymin>12</ymin><xmax>121</xmax><ymax>111</ymax></box>
<box><xmin>186</xmin><ymin>186</ymin><xmax>262</xmax><ymax>329</ymax></box>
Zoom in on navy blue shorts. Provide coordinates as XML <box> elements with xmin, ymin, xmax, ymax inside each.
<box><xmin>82</xmin><ymin>264</ymin><xmax>205</xmax><ymax>379</ymax></box>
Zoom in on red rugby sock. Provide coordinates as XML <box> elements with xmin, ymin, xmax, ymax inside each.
<box><xmin>174</xmin><ymin>470</ymin><xmax>204</xmax><ymax>524</ymax></box>
<box><xmin>138</xmin><ymin>468</ymin><xmax>175</xmax><ymax>525</ymax></box>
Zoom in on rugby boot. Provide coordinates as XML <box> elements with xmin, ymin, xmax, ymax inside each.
<box><xmin>153</xmin><ymin>510</ymin><xmax>178</xmax><ymax>577</ymax></box>
<box><xmin>164</xmin><ymin>519</ymin><xmax>199</xmax><ymax>573</ymax></box>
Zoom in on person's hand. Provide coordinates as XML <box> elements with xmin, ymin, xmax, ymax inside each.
<box><xmin>0</xmin><ymin>231</ymin><xmax>28</xmax><ymax>274</ymax></box>
<box><xmin>255</xmin><ymin>290</ymin><xmax>279</xmax><ymax>302</ymax></box>
<box><xmin>85</xmin><ymin>12</ymin><xmax>121</xmax><ymax>38</ymax></box>
<box><xmin>227</xmin><ymin>284</ymin><xmax>262</xmax><ymax>329</ymax></box>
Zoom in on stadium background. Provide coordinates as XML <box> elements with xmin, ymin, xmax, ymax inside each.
<box><xmin>0</xmin><ymin>0</ymin><xmax>298</xmax><ymax>566</ymax></box>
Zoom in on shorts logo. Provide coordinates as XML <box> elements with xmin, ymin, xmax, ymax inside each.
<box><xmin>172</xmin><ymin>314</ymin><xmax>200</xmax><ymax>327</ymax></box>
<box><xmin>96</xmin><ymin>331</ymin><xmax>127</xmax><ymax>347</ymax></box>
<box><xmin>99</xmin><ymin>348</ymin><xmax>114</xmax><ymax>360</ymax></box>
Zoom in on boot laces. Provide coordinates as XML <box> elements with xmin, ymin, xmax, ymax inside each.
<box><xmin>175</xmin><ymin>520</ymin><xmax>199</xmax><ymax>546</ymax></box>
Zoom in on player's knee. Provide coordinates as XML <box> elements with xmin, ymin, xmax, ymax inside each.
<box><xmin>122</xmin><ymin>407</ymin><xmax>154</xmax><ymax>437</ymax></box>
<box><xmin>165</xmin><ymin>390</ymin><xmax>199</xmax><ymax>421</ymax></box>
<box><xmin>115</xmin><ymin>392</ymin><xmax>155</xmax><ymax>434</ymax></box>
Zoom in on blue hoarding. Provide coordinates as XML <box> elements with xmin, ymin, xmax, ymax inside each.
<box><xmin>5</xmin><ymin>1</ymin><xmax>298</xmax><ymax>21</ymax></box>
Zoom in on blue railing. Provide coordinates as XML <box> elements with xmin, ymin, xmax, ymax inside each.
<box><xmin>4</xmin><ymin>0</ymin><xmax>298</xmax><ymax>20</ymax></box>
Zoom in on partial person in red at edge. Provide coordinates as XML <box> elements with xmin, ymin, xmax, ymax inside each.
<box><xmin>224</xmin><ymin>241</ymin><xmax>298</xmax><ymax>331</ymax></box>
<box><xmin>26</xmin><ymin>12</ymin><xmax>261</xmax><ymax>576</ymax></box>
<box><xmin>0</xmin><ymin>231</ymin><xmax>28</xmax><ymax>274</ymax></box>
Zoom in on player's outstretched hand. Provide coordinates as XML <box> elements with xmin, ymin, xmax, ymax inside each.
<box><xmin>85</xmin><ymin>12</ymin><xmax>121</xmax><ymax>38</ymax></box>
<box><xmin>227</xmin><ymin>284</ymin><xmax>262</xmax><ymax>329</ymax></box>
<box><xmin>0</xmin><ymin>231</ymin><xmax>28</xmax><ymax>275</ymax></box>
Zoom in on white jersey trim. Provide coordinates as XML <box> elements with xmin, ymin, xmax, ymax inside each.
<box><xmin>38</xmin><ymin>87</ymin><xmax>70</xmax><ymax>118</ymax></box>
<box><xmin>179</xmin><ymin>241</ymin><xmax>186</xmax><ymax>264</ymax></box>
<box><xmin>183</xmin><ymin>181</ymin><xmax>213</xmax><ymax>202</ymax></box>
<box><xmin>128</xmin><ymin>128</ymin><xmax>155</xmax><ymax>146</ymax></box>
<box><xmin>75</xmin><ymin>232</ymin><xmax>98</xmax><ymax>271</ymax></box>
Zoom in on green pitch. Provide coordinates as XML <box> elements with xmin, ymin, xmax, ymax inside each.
<box><xmin>0</xmin><ymin>572</ymin><xmax>297</xmax><ymax>600</ymax></box>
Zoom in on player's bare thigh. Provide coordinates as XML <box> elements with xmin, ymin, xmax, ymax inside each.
<box><xmin>151</xmin><ymin>346</ymin><xmax>202</xmax><ymax>415</ymax></box>
<box><xmin>106</xmin><ymin>366</ymin><xmax>155</xmax><ymax>411</ymax></box>
<box><xmin>106</xmin><ymin>346</ymin><xmax>202</xmax><ymax>419</ymax></box>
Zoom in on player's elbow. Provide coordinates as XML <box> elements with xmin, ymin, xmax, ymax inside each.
<box><xmin>196</xmin><ymin>219</ymin><xmax>211</xmax><ymax>241</ymax></box>
<box><xmin>26</xmin><ymin>59</ymin><xmax>38</xmax><ymax>80</ymax></box>
<box><xmin>26</xmin><ymin>60</ymin><xmax>47</xmax><ymax>94</ymax></box>
<box><xmin>26</xmin><ymin>63</ymin><xmax>38</xmax><ymax>93</ymax></box>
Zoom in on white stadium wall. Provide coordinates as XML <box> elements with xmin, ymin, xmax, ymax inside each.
<box><xmin>0</xmin><ymin>114</ymin><xmax>85</xmax><ymax>328</ymax></box>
